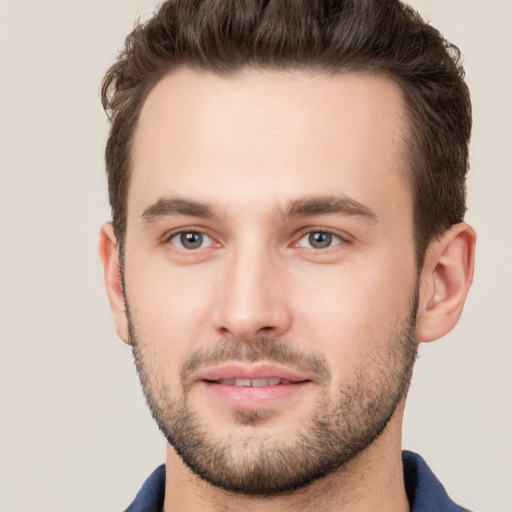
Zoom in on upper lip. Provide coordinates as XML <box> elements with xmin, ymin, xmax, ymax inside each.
<box><xmin>196</xmin><ymin>363</ymin><xmax>311</xmax><ymax>383</ymax></box>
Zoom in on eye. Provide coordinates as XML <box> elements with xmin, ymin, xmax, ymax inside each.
<box><xmin>169</xmin><ymin>231</ymin><xmax>214</xmax><ymax>250</ymax></box>
<box><xmin>297</xmin><ymin>231</ymin><xmax>343</xmax><ymax>249</ymax></box>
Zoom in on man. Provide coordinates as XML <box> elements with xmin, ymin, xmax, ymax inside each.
<box><xmin>99</xmin><ymin>1</ymin><xmax>475</xmax><ymax>510</ymax></box>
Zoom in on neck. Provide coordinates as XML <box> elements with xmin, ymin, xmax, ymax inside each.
<box><xmin>163</xmin><ymin>407</ymin><xmax>410</xmax><ymax>512</ymax></box>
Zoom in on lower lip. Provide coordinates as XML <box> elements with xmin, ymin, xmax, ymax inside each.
<box><xmin>199</xmin><ymin>381</ymin><xmax>311</xmax><ymax>409</ymax></box>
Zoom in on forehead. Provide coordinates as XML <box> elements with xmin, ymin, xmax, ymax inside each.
<box><xmin>130</xmin><ymin>68</ymin><xmax>411</xmax><ymax>224</ymax></box>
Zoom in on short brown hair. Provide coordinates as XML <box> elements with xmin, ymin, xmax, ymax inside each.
<box><xmin>102</xmin><ymin>0</ymin><xmax>471</xmax><ymax>266</ymax></box>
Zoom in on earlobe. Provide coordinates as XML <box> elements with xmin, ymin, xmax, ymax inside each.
<box><xmin>417</xmin><ymin>222</ymin><xmax>476</xmax><ymax>343</ymax></box>
<box><xmin>98</xmin><ymin>222</ymin><xmax>131</xmax><ymax>344</ymax></box>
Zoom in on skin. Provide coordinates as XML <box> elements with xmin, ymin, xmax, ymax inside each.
<box><xmin>100</xmin><ymin>69</ymin><xmax>475</xmax><ymax>511</ymax></box>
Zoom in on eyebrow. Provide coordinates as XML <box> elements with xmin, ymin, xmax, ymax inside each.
<box><xmin>142</xmin><ymin>198</ymin><xmax>214</xmax><ymax>222</ymax></box>
<box><xmin>141</xmin><ymin>194</ymin><xmax>377</xmax><ymax>223</ymax></box>
<box><xmin>283</xmin><ymin>195</ymin><xmax>377</xmax><ymax>221</ymax></box>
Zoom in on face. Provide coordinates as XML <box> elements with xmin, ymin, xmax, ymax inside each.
<box><xmin>123</xmin><ymin>69</ymin><xmax>419</xmax><ymax>494</ymax></box>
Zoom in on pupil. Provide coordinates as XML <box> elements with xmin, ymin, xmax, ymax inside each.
<box><xmin>181</xmin><ymin>232</ymin><xmax>202</xmax><ymax>249</ymax></box>
<box><xmin>309</xmin><ymin>232</ymin><xmax>331</xmax><ymax>248</ymax></box>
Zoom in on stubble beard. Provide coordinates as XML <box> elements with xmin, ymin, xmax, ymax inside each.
<box><xmin>128</xmin><ymin>294</ymin><xmax>419</xmax><ymax>496</ymax></box>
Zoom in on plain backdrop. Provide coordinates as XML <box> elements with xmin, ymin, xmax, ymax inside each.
<box><xmin>0</xmin><ymin>1</ymin><xmax>511</xmax><ymax>511</ymax></box>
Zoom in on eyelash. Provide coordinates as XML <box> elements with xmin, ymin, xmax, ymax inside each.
<box><xmin>166</xmin><ymin>230</ymin><xmax>218</xmax><ymax>251</ymax></box>
<box><xmin>164</xmin><ymin>228</ymin><xmax>350</xmax><ymax>252</ymax></box>
<box><xmin>294</xmin><ymin>229</ymin><xmax>346</xmax><ymax>250</ymax></box>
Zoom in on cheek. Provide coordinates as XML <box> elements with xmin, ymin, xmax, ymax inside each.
<box><xmin>124</xmin><ymin>257</ymin><xmax>216</xmax><ymax>353</ymax></box>
<box><xmin>290</xmin><ymin>261</ymin><xmax>416</xmax><ymax>370</ymax></box>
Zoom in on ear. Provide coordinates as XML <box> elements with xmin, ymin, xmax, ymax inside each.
<box><xmin>98</xmin><ymin>222</ymin><xmax>131</xmax><ymax>344</ymax></box>
<box><xmin>417</xmin><ymin>222</ymin><xmax>476</xmax><ymax>343</ymax></box>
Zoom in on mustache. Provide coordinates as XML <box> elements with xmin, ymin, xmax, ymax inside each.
<box><xmin>181</xmin><ymin>337</ymin><xmax>331</xmax><ymax>385</ymax></box>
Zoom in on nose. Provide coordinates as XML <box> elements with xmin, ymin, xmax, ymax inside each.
<box><xmin>213</xmin><ymin>244</ymin><xmax>292</xmax><ymax>341</ymax></box>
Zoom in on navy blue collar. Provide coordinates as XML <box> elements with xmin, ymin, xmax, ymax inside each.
<box><xmin>401</xmin><ymin>451</ymin><xmax>471</xmax><ymax>511</ymax></box>
<box><xmin>125</xmin><ymin>464</ymin><xmax>165</xmax><ymax>512</ymax></box>
<box><xmin>125</xmin><ymin>451</ymin><xmax>472</xmax><ymax>511</ymax></box>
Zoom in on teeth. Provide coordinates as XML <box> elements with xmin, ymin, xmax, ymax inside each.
<box><xmin>252</xmin><ymin>378</ymin><xmax>280</xmax><ymax>387</ymax></box>
<box><xmin>218</xmin><ymin>378</ymin><xmax>289</xmax><ymax>387</ymax></box>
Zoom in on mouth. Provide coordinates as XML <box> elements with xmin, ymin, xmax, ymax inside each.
<box><xmin>195</xmin><ymin>364</ymin><xmax>312</xmax><ymax>410</ymax></box>
<box><xmin>211</xmin><ymin>378</ymin><xmax>293</xmax><ymax>387</ymax></box>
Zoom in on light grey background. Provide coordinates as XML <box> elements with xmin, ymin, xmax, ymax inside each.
<box><xmin>0</xmin><ymin>1</ymin><xmax>510</xmax><ymax>510</ymax></box>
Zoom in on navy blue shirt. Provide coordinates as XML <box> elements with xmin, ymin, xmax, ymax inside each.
<box><xmin>125</xmin><ymin>451</ymin><xmax>472</xmax><ymax>511</ymax></box>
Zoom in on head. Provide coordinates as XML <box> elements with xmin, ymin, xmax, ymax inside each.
<box><xmin>99</xmin><ymin>0</ymin><xmax>475</xmax><ymax>498</ymax></box>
